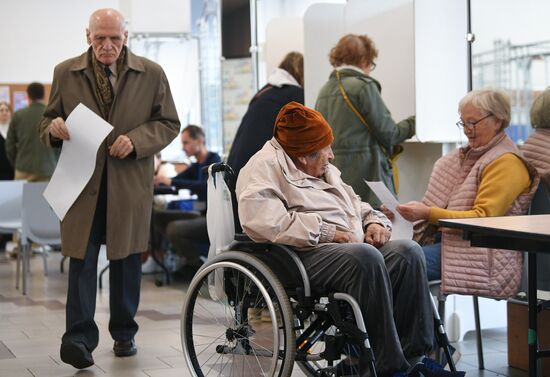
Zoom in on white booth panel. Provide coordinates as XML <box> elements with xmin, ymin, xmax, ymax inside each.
<box><xmin>415</xmin><ymin>0</ymin><xmax>468</xmax><ymax>142</ymax></box>
<box><xmin>346</xmin><ymin>0</ymin><xmax>415</xmax><ymax>121</ymax></box>
<box><xmin>303</xmin><ymin>3</ymin><xmax>346</xmax><ymax>107</ymax></box>
<box><xmin>265</xmin><ymin>17</ymin><xmax>304</xmax><ymax>79</ymax></box>
<box><xmin>120</xmin><ymin>0</ymin><xmax>191</xmax><ymax>34</ymax></box>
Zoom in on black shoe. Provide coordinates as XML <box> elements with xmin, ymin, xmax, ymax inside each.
<box><xmin>113</xmin><ymin>339</ymin><xmax>137</xmax><ymax>357</ymax></box>
<box><xmin>60</xmin><ymin>342</ymin><xmax>94</xmax><ymax>369</ymax></box>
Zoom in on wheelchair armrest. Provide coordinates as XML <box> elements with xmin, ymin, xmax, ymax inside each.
<box><xmin>234</xmin><ymin>233</ymin><xmax>252</xmax><ymax>242</ymax></box>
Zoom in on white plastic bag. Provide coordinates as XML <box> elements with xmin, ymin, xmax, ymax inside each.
<box><xmin>206</xmin><ymin>164</ymin><xmax>235</xmax><ymax>300</ymax></box>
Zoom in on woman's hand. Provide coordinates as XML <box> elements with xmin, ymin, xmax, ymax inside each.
<box><xmin>396</xmin><ymin>201</ymin><xmax>430</xmax><ymax>222</ymax></box>
<box><xmin>379</xmin><ymin>204</ymin><xmax>395</xmax><ymax>221</ymax></box>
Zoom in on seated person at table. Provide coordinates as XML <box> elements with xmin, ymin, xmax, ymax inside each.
<box><xmin>396</xmin><ymin>89</ymin><xmax>539</xmax><ymax>299</ymax></box>
<box><xmin>148</xmin><ymin>125</ymin><xmax>220</xmax><ymax>273</ymax></box>
<box><xmin>236</xmin><ymin>102</ymin><xmax>435</xmax><ymax>376</ymax></box>
<box><xmin>522</xmin><ymin>87</ymin><xmax>550</xmax><ymax>187</ymax></box>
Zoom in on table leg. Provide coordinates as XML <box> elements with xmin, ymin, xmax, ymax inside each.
<box><xmin>528</xmin><ymin>251</ymin><xmax>538</xmax><ymax>377</ymax></box>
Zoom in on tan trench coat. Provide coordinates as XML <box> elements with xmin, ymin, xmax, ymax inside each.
<box><xmin>39</xmin><ymin>48</ymin><xmax>180</xmax><ymax>260</ymax></box>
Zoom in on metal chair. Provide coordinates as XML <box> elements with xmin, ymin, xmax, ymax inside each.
<box><xmin>430</xmin><ymin>280</ymin><xmax>484</xmax><ymax>368</ymax></box>
<box><xmin>20</xmin><ymin>182</ymin><xmax>61</xmax><ymax>294</ymax></box>
<box><xmin>0</xmin><ymin>180</ymin><xmax>24</xmax><ymax>290</ymax></box>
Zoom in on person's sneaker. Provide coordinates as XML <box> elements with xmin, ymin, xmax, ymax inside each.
<box><xmin>407</xmin><ymin>362</ymin><xmax>466</xmax><ymax>377</ymax></box>
<box><xmin>162</xmin><ymin>251</ymin><xmax>187</xmax><ymax>272</ymax></box>
<box><xmin>141</xmin><ymin>255</ymin><xmax>162</xmax><ymax>274</ymax></box>
<box><xmin>60</xmin><ymin>342</ymin><xmax>94</xmax><ymax>369</ymax></box>
<box><xmin>5</xmin><ymin>241</ymin><xmax>18</xmax><ymax>259</ymax></box>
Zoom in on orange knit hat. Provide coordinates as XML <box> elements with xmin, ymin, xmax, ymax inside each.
<box><xmin>274</xmin><ymin>102</ymin><xmax>334</xmax><ymax>158</ymax></box>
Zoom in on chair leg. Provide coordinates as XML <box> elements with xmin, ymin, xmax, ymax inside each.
<box><xmin>473</xmin><ymin>296</ymin><xmax>484</xmax><ymax>369</ymax></box>
<box><xmin>15</xmin><ymin>243</ymin><xmax>21</xmax><ymax>290</ymax></box>
<box><xmin>60</xmin><ymin>255</ymin><xmax>67</xmax><ymax>273</ymax></box>
<box><xmin>22</xmin><ymin>243</ymin><xmax>29</xmax><ymax>295</ymax></box>
<box><xmin>437</xmin><ymin>294</ymin><xmax>447</xmax><ymax>363</ymax></box>
<box><xmin>42</xmin><ymin>246</ymin><xmax>48</xmax><ymax>276</ymax></box>
<box><xmin>98</xmin><ymin>264</ymin><xmax>109</xmax><ymax>290</ymax></box>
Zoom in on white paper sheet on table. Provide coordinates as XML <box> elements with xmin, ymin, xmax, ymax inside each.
<box><xmin>365</xmin><ymin>180</ymin><xmax>413</xmax><ymax>240</ymax></box>
<box><xmin>44</xmin><ymin>103</ymin><xmax>113</xmax><ymax>220</ymax></box>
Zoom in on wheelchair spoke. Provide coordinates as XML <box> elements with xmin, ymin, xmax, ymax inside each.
<box><xmin>234</xmin><ymin>334</ymin><xmax>275</xmax><ymax>357</ymax></box>
<box><xmin>183</xmin><ymin>258</ymin><xmax>294</xmax><ymax>377</ymax></box>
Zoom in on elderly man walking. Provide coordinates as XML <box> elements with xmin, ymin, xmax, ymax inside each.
<box><xmin>236</xmin><ymin>102</ymin><xmax>434</xmax><ymax>376</ymax></box>
<box><xmin>39</xmin><ymin>8</ymin><xmax>180</xmax><ymax>369</ymax></box>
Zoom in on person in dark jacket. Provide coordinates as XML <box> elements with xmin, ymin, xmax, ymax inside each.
<box><xmin>151</xmin><ymin>125</ymin><xmax>221</xmax><ymax>271</ymax></box>
<box><xmin>0</xmin><ymin>101</ymin><xmax>13</xmax><ymax>180</ymax></box>
<box><xmin>6</xmin><ymin>83</ymin><xmax>59</xmax><ymax>181</ymax></box>
<box><xmin>0</xmin><ymin>101</ymin><xmax>14</xmax><ymax>252</ymax></box>
<box><xmin>227</xmin><ymin>51</ymin><xmax>304</xmax><ymax>230</ymax></box>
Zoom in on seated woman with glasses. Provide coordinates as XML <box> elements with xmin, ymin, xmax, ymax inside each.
<box><xmin>396</xmin><ymin>89</ymin><xmax>539</xmax><ymax>299</ymax></box>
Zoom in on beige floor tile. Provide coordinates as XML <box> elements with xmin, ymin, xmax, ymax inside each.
<box><xmin>0</xmin><ymin>355</ymin><xmax>59</xmax><ymax>372</ymax></box>
<box><xmin>28</xmin><ymin>363</ymin><xmax>105</xmax><ymax>377</ymax></box>
<box><xmin>93</xmin><ymin>355</ymin><xmax>171</xmax><ymax>373</ymax></box>
<box><xmin>155</xmin><ymin>354</ymin><xmax>186</xmax><ymax>368</ymax></box>
<box><xmin>143</xmin><ymin>366</ymin><xmax>193</xmax><ymax>377</ymax></box>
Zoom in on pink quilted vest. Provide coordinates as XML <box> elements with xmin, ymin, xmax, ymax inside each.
<box><xmin>415</xmin><ymin>133</ymin><xmax>539</xmax><ymax>298</ymax></box>
<box><xmin>522</xmin><ymin>129</ymin><xmax>550</xmax><ymax>187</ymax></box>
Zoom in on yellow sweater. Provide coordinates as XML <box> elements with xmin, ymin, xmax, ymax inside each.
<box><xmin>428</xmin><ymin>153</ymin><xmax>531</xmax><ymax>224</ymax></box>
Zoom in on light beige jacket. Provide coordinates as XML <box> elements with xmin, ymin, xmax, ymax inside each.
<box><xmin>236</xmin><ymin>138</ymin><xmax>391</xmax><ymax>249</ymax></box>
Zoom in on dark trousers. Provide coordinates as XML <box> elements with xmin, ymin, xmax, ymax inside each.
<box><xmin>151</xmin><ymin>209</ymin><xmax>201</xmax><ymax>252</ymax></box>
<box><xmin>166</xmin><ymin>215</ymin><xmax>209</xmax><ymax>264</ymax></box>
<box><xmin>299</xmin><ymin>240</ymin><xmax>434</xmax><ymax>376</ymax></box>
<box><xmin>62</xmin><ymin>175</ymin><xmax>142</xmax><ymax>351</ymax></box>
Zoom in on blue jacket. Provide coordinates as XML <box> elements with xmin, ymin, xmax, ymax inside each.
<box><xmin>171</xmin><ymin>151</ymin><xmax>221</xmax><ymax>201</ymax></box>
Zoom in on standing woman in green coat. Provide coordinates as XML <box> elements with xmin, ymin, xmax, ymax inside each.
<box><xmin>316</xmin><ymin>34</ymin><xmax>415</xmax><ymax>206</ymax></box>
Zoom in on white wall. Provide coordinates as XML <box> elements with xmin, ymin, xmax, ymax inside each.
<box><xmin>265</xmin><ymin>17</ymin><xmax>303</xmax><ymax>76</ymax></box>
<box><xmin>303</xmin><ymin>3</ymin><xmax>345</xmax><ymax>107</ymax></box>
<box><xmin>0</xmin><ymin>0</ymin><xmax>118</xmax><ymax>83</ymax></box>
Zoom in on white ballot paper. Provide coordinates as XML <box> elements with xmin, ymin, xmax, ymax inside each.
<box><xmin>44</xmin><ymin>103</ymin><xmax>113</xmax><ymax>220</ymax></box>
<box><xmin>365</xmin><ymin>180</ymin><xmax>413</xmax><ymax>240</ymax></box>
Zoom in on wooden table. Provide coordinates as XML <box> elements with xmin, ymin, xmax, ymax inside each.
<box><xmin>439</xmin><ymin>215</ymin><xmax>550</xmax><ymax>377</ymax></box>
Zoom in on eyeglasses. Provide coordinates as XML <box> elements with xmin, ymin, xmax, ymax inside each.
<box><xmin>456</xmin><ymin>113</ymin><xmax>493</xmax><ymax>130</ymax></box>
<box><xmin>370</xmin><ymin>62</ymin><xmax>376</xmax><ymax>71</ymax></box>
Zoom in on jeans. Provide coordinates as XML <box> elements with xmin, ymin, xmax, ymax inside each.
<box><xmin>421</xmin><ymin>233</ymin><xmax>442</xmax><ymax>281</ymax></box>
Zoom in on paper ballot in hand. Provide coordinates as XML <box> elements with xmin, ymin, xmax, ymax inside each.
<box><xmin>44</xmin><ymin>103</ymin><xmax>113</xmax><ymax>220</ymax></box>
<box><xmin>365</xmin><ymin>181</ymin><xmax>413</xmax><ymax>240</ymax></box>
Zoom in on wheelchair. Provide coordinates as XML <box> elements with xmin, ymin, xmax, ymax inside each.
<box><xmin>180</xmin><ymin>163</ymin><xmax>457</xmax><ymax>377</ymax></box>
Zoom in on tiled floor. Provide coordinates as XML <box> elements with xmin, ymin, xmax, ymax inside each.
<box><xmin>0</xmin><ymin>250</ymin><xmax>529</xmax><ymax>377</ymax></box>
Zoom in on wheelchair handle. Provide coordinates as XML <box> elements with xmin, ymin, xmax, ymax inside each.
<box><xmin>203</xmin><ymin>162</ymin><xmax>235</xmax><ymax>178</ymax></box>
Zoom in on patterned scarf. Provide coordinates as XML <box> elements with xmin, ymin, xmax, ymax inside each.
<box><xmin>91</xmin><ymin>47</ymin><xmax>126</xmax><ymax>119</ymax></box>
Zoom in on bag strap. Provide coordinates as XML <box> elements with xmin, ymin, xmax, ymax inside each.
<box><xmin>335</xmin><ymin>70</ymin><xmax>402</xmax><ymax>192</ymax></box>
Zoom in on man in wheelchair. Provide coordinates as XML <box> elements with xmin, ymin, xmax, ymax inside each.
<box><xmin>236</xmin><ymin>102</ymin><xmax>436</xmax><ymax>376</ymax></box>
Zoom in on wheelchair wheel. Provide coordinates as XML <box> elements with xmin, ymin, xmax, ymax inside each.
<box><xmin>181</xmin><ymin>252</ymin><xmax>296</xmax><ymax>377</ymax></box>
<box><xmin>296</xmin><ymin>312</ymin><xmax>362</xmax><ymax>377</ymax></box>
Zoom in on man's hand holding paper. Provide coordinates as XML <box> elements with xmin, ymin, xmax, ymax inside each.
<box><xmin>43</xmin><ymin>103</ymin><xmax>114</xmax><ymax>220</ymax></box>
